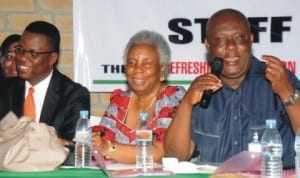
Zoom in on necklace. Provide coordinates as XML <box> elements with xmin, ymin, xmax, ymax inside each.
<box><xmin>136</xmin><ymin>85</ymin><xmax>161</xmax><ymax>113</ymax></box>
<box><xmin>137</xmin><ymin>97</ymin><xmax>157</xmax><ymax>113</ymax></box>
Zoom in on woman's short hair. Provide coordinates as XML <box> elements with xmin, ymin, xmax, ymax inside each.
<box><xmin>123</xmin><ymin>30</ymin><xmax>171</xmax><ymax>76</ymax></box>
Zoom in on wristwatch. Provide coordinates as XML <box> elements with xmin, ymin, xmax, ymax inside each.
<box><xmin>283</xmin><ymin>88</ymin><xmax>300</xmax><ymax>107</ymax></box>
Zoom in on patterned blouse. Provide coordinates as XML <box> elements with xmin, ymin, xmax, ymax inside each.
<box><xmin>92</xmin><ymin>85</ymin><xmax>185</xmax><ymax>144</ymax></box>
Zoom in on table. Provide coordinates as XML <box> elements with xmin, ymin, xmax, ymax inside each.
<box><xmin>0</xmin><ymin>168</ymin><xmax>211</xmax><ymax>178</ymax></box>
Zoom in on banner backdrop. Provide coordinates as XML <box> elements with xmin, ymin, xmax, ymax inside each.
<box><xmin>73</xmin><ymin>0</ymin><xmax>299</xmax><ymax>92</ymax></box>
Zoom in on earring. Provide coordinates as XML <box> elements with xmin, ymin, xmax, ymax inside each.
<box><xmin>160</xmin><ymin>76</ymin><xmax>165</xmax><ymax>82</ymax></box>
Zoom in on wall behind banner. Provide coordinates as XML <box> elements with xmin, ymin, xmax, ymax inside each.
<box><xmin>0</xmin><ymin>0</ymin><xmax>108</xmax><ymax>116</ymax></box>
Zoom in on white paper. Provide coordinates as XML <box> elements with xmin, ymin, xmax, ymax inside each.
<box><xmin>162</xmin><ymin>157</ymin><xmax>217</xmax><ymax>174</ymax></box>
<box><xmin>106</xmin><ymin>162</ymin><xmax>162</xmax><ymax>171</ymax></box>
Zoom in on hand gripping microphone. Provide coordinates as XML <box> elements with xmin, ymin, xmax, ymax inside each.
<box><xmin>199</xmin><ymin>57</ymin><xmax>224</xmax><ymax>108</ymax></box>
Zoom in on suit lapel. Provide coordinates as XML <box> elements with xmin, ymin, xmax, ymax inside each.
<box><xmin>39</xmin><ymin>70</ymin><xmax>60</xmax><ymax>124</ymax></box>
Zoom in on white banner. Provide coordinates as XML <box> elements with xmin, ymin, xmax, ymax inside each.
<box><xmin>74</xmin><ymin>0</ymin><xmax>299</xmax><ymax>92</ymax></box>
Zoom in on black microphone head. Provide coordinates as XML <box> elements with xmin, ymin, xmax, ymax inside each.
<box><xmin>211</xmin><ymin>57</ymin><xmax>224</xmax><ymax>77</ymax></box>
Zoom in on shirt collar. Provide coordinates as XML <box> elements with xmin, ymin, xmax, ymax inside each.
<box><xmin>246</xmin><ymin>56</ymin><xmax>266</xmax><ymax>77</ymax></box>
<box><xmin>25</xmin><ymin>70</ymin><xmax>53</xmax><ymax>93</ymax></box>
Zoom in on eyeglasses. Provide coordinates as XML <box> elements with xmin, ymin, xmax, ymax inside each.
<box><xmin>15</xmin><ymin>46</ymin><xmax>54</xmax><ymax>59</ymax></box>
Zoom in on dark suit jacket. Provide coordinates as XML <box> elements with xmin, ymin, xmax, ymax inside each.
<box><xmin>0</xmin><ymin>66</ymin><xmax>4</xmax><ymax>83</ymax></box>
<box><xmin>0</xmin><ymin>68</ymin><xmax>90</xmax><ymax>141</ymax></box>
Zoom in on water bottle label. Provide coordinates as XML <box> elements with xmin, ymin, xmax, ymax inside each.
<box><xmin>261</xmin><ymin>143</ymin><xmax>282</xmax><ymax>157</ymax></box>
<box><xmin>76</xmin><ymin>130</ymin><xmax>91</xmax><ymax>144</ymax></box>
<box><xmin>295</xmin><ymin>136</ymin><xmax>300</xmax><ymax>156</ymax></box>
<box><xmin>136</xmin><ymin>130</ymin><xmax>152</xmax><ymax>141</ymax></box>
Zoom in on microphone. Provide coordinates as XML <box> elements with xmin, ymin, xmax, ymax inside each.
<box><xmin>199</xmin><ymin>57</ymin><xmax>224</xmax><ymax>108</ymax></box>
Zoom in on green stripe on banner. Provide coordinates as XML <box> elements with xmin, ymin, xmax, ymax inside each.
<box><xmin>93</xmin><ymin>80</ymin><xmax>127</xmax><ymax>84</ymax></box>
<box><xmin>166</xmin><ymin>80</ymin><xmax>193</xmax><ymax>85</ymax></box>
<box><xmin>93</xmin><ymin>80</ymin><xmax>193</xmax><ymax>85</ymax></box>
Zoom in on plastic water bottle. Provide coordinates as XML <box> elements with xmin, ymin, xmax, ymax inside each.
<box><xmin>136</xmin><ymin>112</ymin><xmax>153</xmax><ymax>172</ymax></box>
<box><xmin>248</xmin><ymin>131</ymin><xmax>261</xmax><ymax>153</ymax></box>
<box><xmin>261</xmin><ymin>119</ymin><xmax>282</xmax><ymax>178</ymax></box>
<box><xmin>295</xmin><ymin>128</ymin><xmax>300</xmax><ymax>178</ymax></box>
<box><xmin>75</xmin><ymin>110</ymin><xmax>91</xmax><ymax>167</ymax></box>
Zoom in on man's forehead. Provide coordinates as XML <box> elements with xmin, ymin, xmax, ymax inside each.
<box><xmin>19</xmin><ymin>32</ymin><xmax>49</xmax><ymax>48</ymax></box>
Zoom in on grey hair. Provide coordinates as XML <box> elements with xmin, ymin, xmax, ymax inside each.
<box><xmin>123</xmin><ymin>30</ymin><xmax>171</xmax><ymax>76</ymax></box>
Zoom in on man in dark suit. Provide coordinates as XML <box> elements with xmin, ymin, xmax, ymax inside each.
<box><xmin>0</xmin><ymin>21</ymin><xmax>90</xmax><ymax>144</ymax></box>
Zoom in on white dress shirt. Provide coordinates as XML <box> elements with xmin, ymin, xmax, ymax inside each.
<box><xmin>24</xmin><ymin>70</ymin><xmax>53</xmax><ymax>122</ymax></box>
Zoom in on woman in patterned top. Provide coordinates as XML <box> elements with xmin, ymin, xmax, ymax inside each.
<box><xmin>92</xmin><ymin>30</ymin><xmax>185</xmax><ymax>164</ymax></box>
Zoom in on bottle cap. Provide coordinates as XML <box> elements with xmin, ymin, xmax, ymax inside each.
<box><xmin>139</xmin><ymin>112</ymin><xmax>148</xmax><ymax>121</ymax></box>
<box><xmin>253</xmin><ymin>131</ymin><xmax>258</xmax><ymax>141</ymax></box>
<box><xmin>265</xmin><ymin>119</ymin><xmax>276</xmax><ymax>128</ymax></box>
<box><xmin>80</xmin><ymin>110</ymin><xmax>89</xmax><ymax>118</ymax></box>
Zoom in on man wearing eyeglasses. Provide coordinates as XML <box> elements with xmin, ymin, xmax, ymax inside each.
<box><xmin>0</xmin><ymin>21</ymin><xmax>90</xmax><ymax>152</ymax></box>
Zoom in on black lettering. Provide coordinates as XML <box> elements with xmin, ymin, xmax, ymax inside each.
<box><xmin>167</xmin><ymin>16</ymin><xmax>292</xmax><ymax>44</ymax></box>
<box><xmin>122</xmin><ymin>65</ymin><xmax>126</xmax><ymax>73</ymax></box>
<box><xmin>168</xmin><ymin>18</ymin><xmax>193</xmax><ymax>44</ymax></box>
<box><xmin>102</xmin><ymin>64</ymin><xmax>109</xmax><ymax>73</ymax></box>
<box><xmin>111</xmin><ymin>65</ymin><xmax>120</xmax><ymax>73</ymax></box>
<box><xmin>101</xmin><ymin>64</ymin><xmax>125</xmax><ymax>74</ymax></box>
<box><xmin>271</xmin><ymin>16</ymin><xmax>292</xmax><ymax>42</ymax></box>
<box><xmin>248</xmin><ymin>17</ymin><xmax>268</xmax><ymax>43</ymax></box>
<box><xmin>194</xmin><ymin>18</ymin><xmax>208</xmax><ymax>43</ymax></box>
